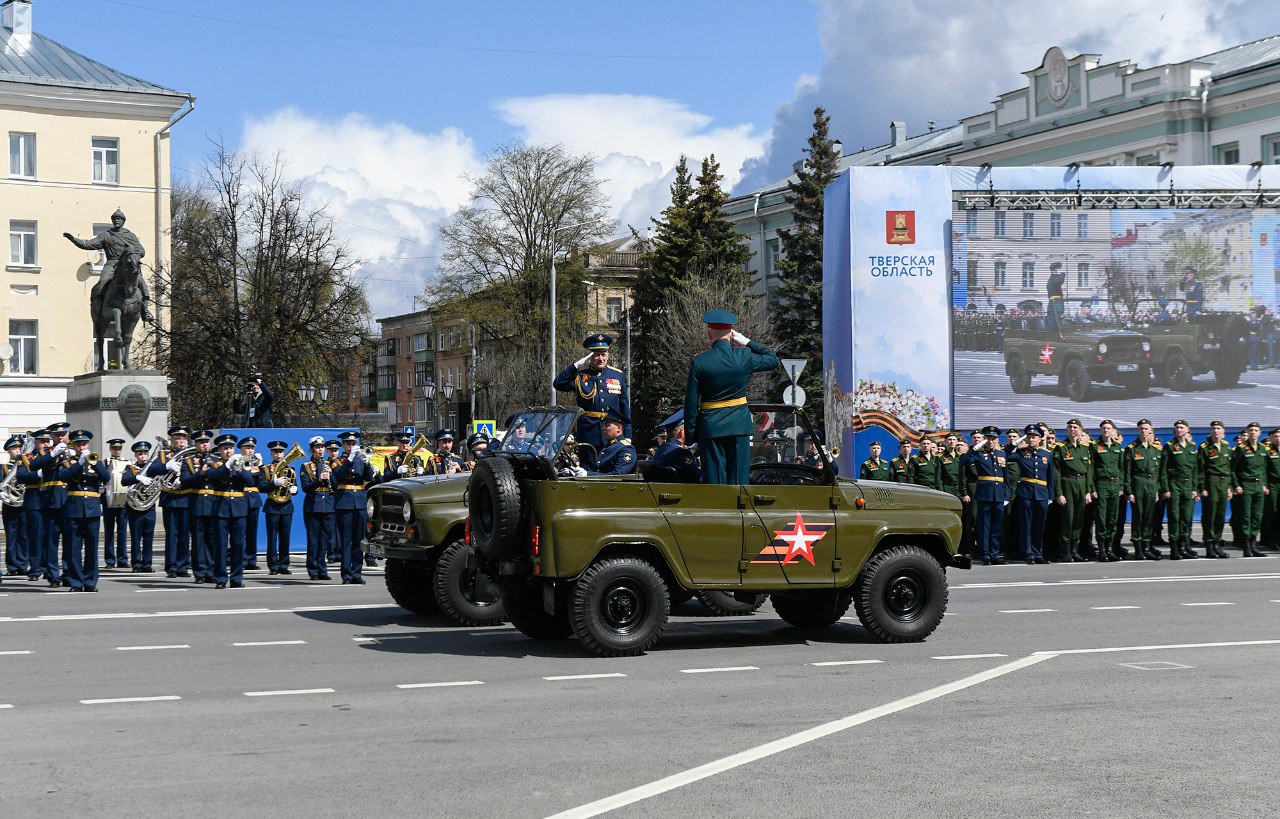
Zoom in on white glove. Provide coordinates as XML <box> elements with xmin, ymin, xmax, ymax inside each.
<box><xmin>79</xmin><ymin>452</ymin><xmax>89</xmax><ymax>465</ymax></box>
<box><xmin>573</xmin><ymin>466</ymin><xmax>587</xmax><ymax>477</ymax></box>
<box><xmin>397</xmin><ymin>464</ymin><xmax>409</xmax><ymax>475</ymax></box>
<box><xmin>353</xmin><ymin>447</ymin><xmax>366</xmax><ymax>463</ymax></box>
<box><xmin>272</xmin><ymin>476</ymin><xmax>286</xmax><ymax>486</ymax></box>
<box><xmin>166</xmin><ymin>458</ymin><xmax>182</xmax><ymax>475</ymax></box>
<box><xmin>574</xmin><ymin>353</ymin><xmax>592</xmax><ymax>370</ymax></box>
<box><xmin>731</xmin><ymin>330</ymin><xmax>750</xmax><ymax>346</ymax></box>
<box><xmin>289</xmin><ymin>485</ymin><xmax>298</xmax><ymax>495</ymax></box>
<box><xmin>52</xmin><ymin>442</ymin><xmax>67</xmax><ymax>456</ymax></box>
<box><xmin>558</xmin><ymin>467</ymin><xmax>577</xmax><ymax>478</ymax></box>
<box><xmin>137</xmin><ymin>474</ymin><xmax>153</xmax><ymax>486</ymax></box>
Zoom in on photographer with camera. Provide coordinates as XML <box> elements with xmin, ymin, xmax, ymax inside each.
<box><xmin>233</xmin><ymin>377</ymin><xmax>274</xmax><ymax>428</ymax></box>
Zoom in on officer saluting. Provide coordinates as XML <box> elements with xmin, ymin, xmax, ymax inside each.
<box><xmin>554</xmin><ymin>333</ymin><xmax>631</xmax><ymax>470</ymax></box>
<box><xmin>1011</xmin><ymin>424</ymin><xmax>1055</xmax><ymax>564</ymax></box>
<box><xmin>683</xmin><ymin>309</ymin><xmax>779</xmax><ymax>485</ymax></box>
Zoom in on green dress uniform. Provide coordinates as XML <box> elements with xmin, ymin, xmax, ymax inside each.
<box><xmin>888</xmin><ymin>455</ymin><xmax>911</xmax><ymax>483</ymax></box>
<box><xmin>1198</xmin><ymin>439</ymin><xmax>1233</xmax><ymax>558</ymax></box>
<box><xmin>1231</xmin><ymin>440</ymin><xmax>1269</xmax><ymax>556</ymax></box>
<box><xmin>1091</xmin><ymin>440</ymin><xmax>1125</xmax><ymax>561</ymax></box>
<box><xmin>907</xmin><ymin>452</ymin><xmax>942</xmax><ymax>490</ymax></box>
<box><xmin>683</xmin><ymin>312</ymin><xmax>780</xmax><ymax>485</ymax></box>
<box><xmin>859</xmin><ymin>457</ymin><xmax>891</xmax><ymax>481</ymax></box>
<box><xmin>1262</xmin><ymin>442</ymin><xmax>1280</xmax><ymax>549</ymax></box>
<box><xmin>1123</xmin><ymin>440</ymin><xmax>1165</xmax><ymax>559</ymax></box>
<box><xmin>939</xmin><ymin>452</ymin><xmax>965</xmax><ymax>501</ymax></box>
<box><xmin>1053</xmin><ymin>440</ymin><xmax>1093</xmax><ymax>562</ymax></box>
<box><xmin>962</xmin><ymin>452</ymin><xmax>981</xmax><ymax>556</ymax></box>
<box><xmin>1159</xmin><ymin>439</ymin><xmax>1199</xmax><ymax>560</ymax></box>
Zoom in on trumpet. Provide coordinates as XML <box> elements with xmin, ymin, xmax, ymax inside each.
<box><xmin>85</xmin><ymin>452</ymin><xmax>100</xmax><ymax>465</ymax></box>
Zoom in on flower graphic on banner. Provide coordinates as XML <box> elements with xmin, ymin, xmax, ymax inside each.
<box><xmin>825</xmin><ymin>363</ymin><xmax>952</xmax><ymax>446</ymax></box>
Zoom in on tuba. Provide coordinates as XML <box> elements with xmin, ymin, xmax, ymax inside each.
<box><xmin>126</xmin><ymin>436</ymin><xmax>195</xmax><ymax>512</ymax></box>
<box><xmin>0</xmin><ymin>434</ymin><xmax>34</xmax><ymax>507</ymax></box>
<box><xmin>402</xmin><ymin>434</ymin><xmax>430</xmax><ymax>476</ymax></box>
<box><xmin>268</xmin><ymin>443</ymin><xmax>306</xmax><ymax>503</ymax></box>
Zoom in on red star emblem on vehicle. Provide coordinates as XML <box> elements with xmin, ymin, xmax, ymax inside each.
<box><xmin>1039</xmin><ymin>343</ymin><xmax>1054</xmax><ymax>364</ymax></box>
<box><xmin>772</xmin><ymin>512</ymin><xmax>829</xmax><ymax>565</ymax></box>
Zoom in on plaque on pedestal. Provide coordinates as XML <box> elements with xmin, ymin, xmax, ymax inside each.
<box><xmin>64</xmin><ymin>370</ymin><xmax>171</xmax><ymax>446</ymax></box>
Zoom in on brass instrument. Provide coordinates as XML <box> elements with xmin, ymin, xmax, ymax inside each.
<box><xmin>106</xmin><ymin>453</ymin><xmax>129</xmax><ymax>509</ymax></box>
<box><xmin>399</xmin><ymin>434</ymin><xmax>430</xmax><ymax>476</ymax></box>
<box><xmin>0</xmin><ymin>434</ymin><xmax>34</xmax><ymax>507</ymax></box>
<box><xmin>85</xmin><ymin>451</ymin><xmax>100</xmax><ymax>465</ymax></box>
<box><xmin>268</xmin><ymin>443</ymin><xmax>306</xmax><ymax>503</ymax></box>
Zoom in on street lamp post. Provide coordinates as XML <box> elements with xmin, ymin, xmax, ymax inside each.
<box><xmin>296</xmin><ymin>383</ymin><xmax>331</xmax><ymax>426</ymax></box>
<box><xmin>420</xmin><ymin>379</ymin><xmax>457</xmax><ymax>433</ymax></box>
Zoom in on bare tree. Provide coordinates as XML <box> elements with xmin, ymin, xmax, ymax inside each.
<box><xmin>158</xmin><ymin>144</ymin><xmax>371</xmax><ymax>428</ymax></box>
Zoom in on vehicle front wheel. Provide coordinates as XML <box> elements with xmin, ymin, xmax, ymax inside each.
<box><xmin>772</xmin><ymin>591</ymin><xmax>853</xmax><ymax>628</ymax></box>
<box><xmin>503</xmin><ymin>578</ymin><xmax>572</xmax><ymax>641</ymax></box>
<box><xmin>1215</xmin><ymin>367</ymin><xmax>1242</xmax><ymax>388</ymax></box>
<box><xmin>853</xmin><ymin>545</ymin><xmax>949</xmax><ymax>643</ymax></box>
<box><xmin>571</xmin><ymin>558</ymin><xmax>670</xmax><ymax>657</ymax></box>
<box><xmin>695</xmin><ymin>590</ymin><xmax>768</xmax><ymax>616</ymax></box>
<box><xmin>1165</xmin><ymin>352</ymin><xmax>1193</xmax><ymax>392</ymax></box>
<box><xmin>384</xmin><ymin>557</ymin><xmax>440</xmax><ymax>615</ymax></box>
<box><xmin>433</xmin><ymin>541</ymin><xmax>505</xmax><ymax>627</ymax></box>
<box><xmin>1062</xmin><ymin>359</ymin><xmax>1092</xmax><ymax>402</ymax></box>
<box><xmin>1008</xmin><ymin>355</ymin><xmax>1032</xmax><ymax>394</ymax></box>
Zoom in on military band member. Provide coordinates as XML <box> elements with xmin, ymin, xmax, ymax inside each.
<box><xmin>962</xmin><ymin>426</ymin><xmax>1008</xmax><ymax>565</ymax></box>
<box><xmin>859</xmin><ymin>440</ymin><xmax>891</xmax><ymax>481</ymax></box>
<box><xmin>300</xmin><ymin>437</ymin><xmax>334</xmax><ymax>580</ymax></box>
<box><xmin>907</xmin><ymin>435</ymin><xmax>942</xmax><ymax>490</ymax></box>
<box><xmin>324</xmin><ymin>439</ymin><xmax>342</xmax><ymax>563</ymax></box>
<box><xmin>1124</xmin><ymin>419</ymin><xmax>1165</xmax><ymax>560</ymax></box>
<box><xmin>383</xmin><ymin>432</ymin><xmax>426</xmax><ymax>480</ymax></box>
<box><xmin>1053</xmin><ymin>419</ymin><xmax>1093</xmax><ymax>563</ymax></box>
<box><xmin>798</xmin><ymin>432</ymin><xmax>836</xmax><ymax>474</ymax></box>
<box><xmin>58</xmin><ymin>430</ymin><xmax>111</xmax><ymax>592</ymax></box>
<box><xmin>149</xmin><ymin>425</ymin><xmax>193</xmax><ymax>577</ymax></box>
<box><xmin>204</xmin><ymin>434</ymin><xmax>251</xmax><ymax>588</ymax></box>
<box><xmin>2</xmin><ymin>436</ymin><xmax>29</xmax><ymax>580</ymax></box>
<box><xmin>1198</xmin><ymin>421</ymin><xmax>1233</xmax><ymax>558</ymax></box>
<box><xmin>178</xmin><ymin>430</ymin><xmax>219</xmax><ymax>583</ymax></box>
<box><xmin>465</xmin><ymin>432</ymin><xmax>489</xmax><ymax>467</ymax></box>
<box><xmin>238</xmin><ymin>436</ymin><xmax>264</xmax><ymax>570</ymax></box>
<box><xmin>587</xmin><ymin>409</ymin><xmax>637</xmax><ymax>476</ymax></box>
<box><xmin>332</xmin><ymin>431</ymin><xmax>376</xmax><ymax>583</ymax></box>
<box><xmin>1011</xmin><ymin>424</ymin><xmax>1054</xmax><ymax>564</ymax></box>
<box><xmin>554</xmin><ymin>333</ymin><xmax>631</xmax><ymax>470</ymax></box>
<box><xmin>683</xmin><ymin>310</ymin><xmax>779</xmax><ymax>485</ymax></box>
<box><xmin>102</xmin><ymin>438</ymin><xmax>129</xmax><ymax>568</ymax></box>
<box><xmin>961</xmin><ymin>430</ymin><xmax>985</xmax><ymax>555</ymax></box>
<box><xmin>15</xmin><ymin>430</ymin><xmax>51</xmax><ymax>582</ymax></box>
<box><xmin>652</xmin><ymin>410</ymin><xmax>700</xmax><ymax>483</ymax></box>
<box><xmin>1232</xmin><ymin>421</ymin><xmax>1269</xmax><ymax>557</ymax></box>
<box><xmin>260</xmin><ymin>441</ymin><xmax>297</xmax><ymax>575</ymax></box>
<box><xmin>120</xmin><ymin>441</ymin><xmax>157</xmax><ymax>572</ymax></box>
<box><xmin>26</xmin><ymin>427</ymin><xmax>72</xmax><ymax>587</ymax></box>
<box><xmin>426</xmin><ymin>429</ymin><xmax>464</xmax><ymax>475</ymax></box>
<box><xmin>889</xmin><ymin>440</ymin><xmax>912</xmax><ymax>483</ymax></box>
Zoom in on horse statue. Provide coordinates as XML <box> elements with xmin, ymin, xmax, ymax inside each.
<box><xmin>92</xmin><ymin>249</ymin><xmax>150</xmax><ymax>371</ymax></box>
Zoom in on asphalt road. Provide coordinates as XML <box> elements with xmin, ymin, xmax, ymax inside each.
<box><xmin>2</xmin><ymin>559</ymin><xmax>1278</xmax><ymax>818</ymax></box>
<box><xmin>955</xmin><ymin>351</ymin><xmax>1280</xmax><ymax>428</ymax></box>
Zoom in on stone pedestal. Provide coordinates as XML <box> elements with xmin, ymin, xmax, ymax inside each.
<box><xmin>64</xmin><ymin>370</ymin><xmax>170</xmax><ymax>447</ymax></box>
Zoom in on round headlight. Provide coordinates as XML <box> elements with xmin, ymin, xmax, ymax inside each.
<box><xmin>402</xmin><ymin>501</ymin><xmax>413</xmax><ymax>523</ymax></box>
<box><xmin>1097</xmin><ymin>342</ymin><xmax>1108</xmax><ymax>355</ymax></box>
<box><xmin>366</xmin><ymin>498</ymin><xmax>376</xmax><ymax>517</ymax></box>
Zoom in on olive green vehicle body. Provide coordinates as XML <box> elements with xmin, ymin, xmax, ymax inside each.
<box><xmin>364</xmin><ymin>474</ymin><xmax>468</xmax><ymax>563</ymax></box>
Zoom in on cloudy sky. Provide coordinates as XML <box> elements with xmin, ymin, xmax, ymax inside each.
<box><xmin>34</xmin><ymin>0</ymin><xmax>1280</xmax><ymax>319</ymax></box>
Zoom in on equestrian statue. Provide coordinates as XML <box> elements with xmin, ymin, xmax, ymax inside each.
<box><xmin>64</xmin><ymin>208</ymin><xmax>154</xmax><ymax>371</ymax></box>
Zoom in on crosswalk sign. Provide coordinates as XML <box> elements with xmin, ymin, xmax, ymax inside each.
<box><xmin>403</xmin><ymin>425</ymin><xmax>415</xmax><ymax>437</ymax></box>
<box><xmin>471</xmin><ymin>420</ymin><xmax>496</xmax><ymax>438</ymax></box>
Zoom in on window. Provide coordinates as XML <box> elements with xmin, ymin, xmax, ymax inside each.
<box><xmin>8</xmin><ymin>320</ymin><xmax>37</xmax><ymax>375</ymax></box>
<box><xmin>1077</xmin><ymin>214</ymin><xmax>1088</xmax><ymax>239</ymax></box>
<box><xmin>414</xmin><ymin>399</ymin><xmax>427</xmax><ymax>422</ymax></box>
<box><xmin>763</xmin><ymin>237</ymin><xmax>781</xmax><ymax>283</ymax></box>
<box><xmin>414</xmin><ymin>360</ymin><xmax>428</xmax><ymax>386</ymax></box>
<box><xmin>376</xmin><ymin>366</ymin><xmax>395</xmax><ymax>391</ymax></box>
<box><xmin>994</xmin><ymin>211</ymin><xmax>1007</xmax><ymax>237</ymax></box>
<box><xmin>383</xmin><ymin>337</ymin><xmax>399</xmax><ymax>357</ymax></box>
<box><xmin>1021</xmin><ymin>261</ymin><xmax>1035</xmax><ymax>289</ymax></box>
<box><xmin>1265</xmin><ymin>134</ymin><xmax>1280</xmax><ymax>165</ymax></box>
<box><xmin>606</xmin><ymin>296</ymin><xmax>623</xmax><ymax>323</ymax></box>
<box><xmin>1077</xmin><ymin>262</ymin><xmax>1090</xmax><ymax>288</ymax></box>
<box><xmin>8</xmin><ymin>133</ymin><xmax>35</xmax><ymax>178</ymax></box>
<box><xmin>965</xmin><ymin>211</ymin><xmax>978</xmax><ymax>235</ymax></box>
<box><xmin>438</xmin><ymin>331</ymin><xmax>445</xmax><ymax>350</ymax></box>
<box><xmin>966</xmin><ymin>259</ymin><xmax>978</xmax><ymax>289</ymax></box>
<box><xmin>1214</xmin><ymin>142</ymin><xmax>1240</xmax><ymax>165</ymax></box>
<box><xmin>9</xmin><ymin>220</ymin><xmax>36</xmax><ymax>266</ymax></box>
<box><xmin>92</xmin><ymin>138</ymin><xmax>119</xmax><ymax>184</ymax></box>
<box><xmin>1022</xmin><ymin>213</ymin><xmax>1035</xmax><ymax>238</ymax></box>
<box><xmin>993</xmin><ymin>261</ymin><xmax>1007</xmax><ymax>287</ymax></box>
<box><xmin>1049</xmin><ymin>213</ymin><xmax>1062</xmax><ymax>238</ymax></box>
<box><xmin>412</xmin><ymin>333</ymin><xmax>427</xmax><ymax>352</ymax></box>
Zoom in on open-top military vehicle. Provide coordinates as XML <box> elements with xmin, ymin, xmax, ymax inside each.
<box><xmin>1003</xmin><ymin>298</ymin><xmax>1153</xmax><ymax>401</ymax></box>
<box><xmin>466</xmin><ymin>405</ymin><xmax>968</xmax><ymax>657</ymax></box>
<box><xmin>1118</xmin><ymin>297</ymin><xmax>1249</xmax><ymax>391</ymax></box>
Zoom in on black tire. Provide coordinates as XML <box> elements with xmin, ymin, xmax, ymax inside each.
<box><xmin>1008</xmin><ymin>355</ymin><xmax>1031</xmax><ymax>394</ymax></box>
<box><xmin>1165</xmin><ymin>351</ymin><xmax>1193</xmax><ymax>392</ymax></box>
<box><xmin>1214</xmin><ymin>367</ymin><xmax>1242</xmax><ymax>388</ymax></box>
<box><xmin>432</xmin><ymin>541</ymin><xmax>505</xmax><ymax>627</ymax></box>
<box><xmin>694</xmin><ymin>590</ymin><xmax>768</xmax><ymax>616</ymax></box>
<box><xmin>503</xmin><ymin>577</ymin><xmax>572</xmax><ymax>641</ymax></box>
<box><xmin>853</xmin><ymin>545</ymin><xmax>949</xmax><ymax>643</ymax></box>
<box><xmin>468</xmin><ymin>457</ymin><xmax>523</xmax><ymax>559</ymax></box>
<box><xmin>668</xmin><ymin>588</ymin><xmax>695</xmax><ymax>607</ymax></box>
<box><xmin>772</xmin><ymin>591</ymin><xmax>853</xmax><ymax>628</ymax></box>
<box><xmin>384</xmin><ymin>557</ymin><xmax>440</xmax><ymax>615</ymax></box>
<box><xmin>571</xmin><ymin>558</ymin><xmax>670</xmax><ymax>657</ymax></box>
<box><xmin>1062</xmin><ymin>358</ymin><xmax>1092</xmax><ymax>402</ymax></box>
<box><xmin>1123</xmin><ymin>370</ymin><xmax>1150</xmax><ymax>397</ymax></box>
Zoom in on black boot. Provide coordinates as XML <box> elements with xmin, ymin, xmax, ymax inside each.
<box><xmin>1145</xmin><ymin>541</ymin><xmax>1163</xmax><ymax>560</ymax></box>
<box><xmin>1242</xmin><ymin>538</ymin><xmax>1261</xmax><ymax>557</ymax></box>
<box><xmin>1096</xmin><ymin>541</ymin><xmax>1112</xmax><ymax>562</ymax></box>
<box><xmin>1170</xmin><ymin>539</ymin><xmax>1182</xmax><ymax>560</ymax></box>
<box><xmin>1128</xmin><ymin>542</ymin><xmax>1145</xmax><ymax>560</ymax></box>
<box><xmin>1213</xmin><ymin>540</ymin><xmax>1230</xmax><ymax>559</ymax></box>
<box><xmin>1181</xmin><ymin>539</ymin><xmax>1199</xmax><ymax>559</ymax></box>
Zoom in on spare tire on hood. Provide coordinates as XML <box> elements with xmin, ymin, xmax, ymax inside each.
<box><xmin>468</xmin><ymin>457</ymin><xmax>524</xmax><ymax>560</ymax></box>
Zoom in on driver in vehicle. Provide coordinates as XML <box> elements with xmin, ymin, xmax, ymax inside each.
<box><xmin>587</xmin><ymin>408</ymin><xmax>636</xmax><ymax>476</ymax></box>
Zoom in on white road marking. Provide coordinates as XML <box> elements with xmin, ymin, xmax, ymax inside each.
<box><xmin>243</xmin><ymin>688</ymin><xmax>335</xmax><ymax>697</ymax></box>
<box><xmin>954</xmin><ymin>581</ymin><xmax>1047</xmax><ymax>589</ymax></box>
<box><xmin>397</xmin><ymin>681</ymin><xmax>485</xmax><ymax>689</ymax></box>
<box><xmin>0</xmin><ymin>704</ymin><xmax>12</xmax><ymax>709</ymax></box>
<box><xmin>1091</xmin><ymin>606</ymin><xmax>1141</xmax><ymax>610</ymax></box>
<box><xmin>548</xmin><ymin>654</ymin><xmax>1054</xmax><ymax>818</ymax></box>
<box><xmin>352</xmin><ymin>637</ymin><xmax>377</xmax><ymax>642</ymax></box>
<box><xmin>116</xmin><ymin>644</ymin><xmax>189</xmax><ymax>651</ymax></box>
<box><xmin>679</xmin><ymin>666</ymin><xmax>759</xmax><ymax>674</ymax></box>
<box><xmin>954</xmin><ymin>571</ymin><xmax>1280</xmax><ymax>590</ymax></box>
<box><xmin>1121</xmin><ymin>661</ymin><xmax>1194</xmax><ymax>671</ymax></box>
<box><xmin>932</xmin><ymin>653</ymin><xmax>1008</xmax><ymax>660</ymax></box>
<box><xmin>809</xmin><ymin>660</ymin><xmax>884</xmax><ymax>667</ymax></box>
<box><xmin>1036</xmin><ymin>639</ymin><xmax>1280</xmax><ymax>656</ymax></box>
<box><xmin>134</xmin><ymin>588</ymin><xmax>187</xmax><ymax>593</ymax></box>
<box><xmin>543</xmin><ymin>673</ymin><xmax>627</xmax><ymax>681</ymax></box>
<box><xmin>999</xmin><ymin>609</ymin><xmax>1057</xmax><ymax>613</ymax></box>
<box><xmin>1180</xmin><ymin>602</ymin><xmax>1233</xmax><ymax>607</ymax></box>
<box><xmin>232</xmin><ymin>640</ymin><xmax>307</xmax><ymax>647</ymax></box>
<box><xmin>0</xmin><ymin>650</ymin><xmax>33</xmax><ymax>656</ymax></box>
<box><xmin>80</xmin><ymin>696</ymin><xmax>181</xmax><ymax>705</ymax></box>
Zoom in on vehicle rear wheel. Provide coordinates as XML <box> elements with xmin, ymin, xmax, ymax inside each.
<box><xmin>853</xmin><ymin>545</ymin><xmax>948</xmax><ymax>643</ymax></box>
<box><xmin>571</xmin><ymin>557</ymin><xmax>670</xmax><ymax>657</ymax></box>
<box><xmin>668</xmin><ymin>588</ymin><xmax>695</xmax><ymax>607</ymax></box>
<box><xmin>384</xmin><ymin>557</ymin><xmax>440</xmax><ymax>615</ymax></box>
<box><xmin>1165</xmin><ymin>352</ymin><xmax>1193</xmax><ymax>392</ymax></box>
<box><xmin>1214</xmin><ymin>367</ymin><xmax>1242</xmax><ymax>388</ymax></box>
<box><xmin>694</xmin><ymin>590</ymin><xmax>768</xmax><ymax>616</ymax></box>
<box><xmin>772</xmin><ymin>591</ymin><xmax>853</xmax><ymax>628</ymax></box>
<box><xmin>433</xmin><ymin>541</ymin><xmax>505</xmax><ymax>627</ymax></box>
<box><xmin>1062</xmin><ymin>359</ymin><xmax>1092</xmax><ymax>402</ymax></box>
<box><xmin>468</xmin><ymin>458</ymin><xmax>524</xmax><ymax>559</ymax></box>
<box><xmin>503</xmin><ymin>577</ymin><xmax>572</xmax><ymax>640</ymax></box>
<box><xmin>1123</xmin><ymin>369</ymin><xmax>1150</xmax><ymax>397</ymax></box>
<box><xmin>1008</xmin><ymin>355</ymin><xmax>1032</xmax><ymax>394</ymax></box>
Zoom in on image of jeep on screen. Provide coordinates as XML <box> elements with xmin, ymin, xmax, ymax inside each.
<box><xmin>466</xmin><ymin>404</ymin><xmax>967</xmax><ymax>658</ymax></box>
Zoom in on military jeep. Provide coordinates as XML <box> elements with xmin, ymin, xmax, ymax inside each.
<box><xmin>466</xmin><ymin>405</ymin><xmax>968</xmax><ymax>657</ymax></box>
<box><xmin>1120</xmin><ymin>298</ymin><xmax>1249</xmax><ymax>391</ymax></box>
<box><xmin>1002</xmin><ymin>301</ymin><xmax>1153</xmax><ymax>402</ymax></box>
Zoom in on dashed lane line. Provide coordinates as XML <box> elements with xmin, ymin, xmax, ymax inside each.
<box><xmin>679</xmin><ymin>666</ymin><xmax>759</xmax><ymax>674</ymax></box>
<box><xmin>956</xmin><ymin>571</ymin><xmax>1280</xmax><ymax>589</ymax></box>
<box><xmin>932</xmin><ymin>653</ymin><xmax>1008</xmax><ymax>660</ymax></box>
<box><xmin>1180</xmin><ymin>602</ymin><xmax>1234</xmax><ymax>606</ymax></box>
<box><xmin>999</xmin><ymin>609</ymin><xmax>1057</xmax><ymax>613</ymax></box>
<box><xmin>1091</xmin><ymin>606</ymin><xmax>1141</xmax><ymax>610</ymax></box>
<box><xmin>232</xmin><ymin>640</ymin><xmax>307</xmax><ymax>647</ymax></box>
<box><xmin>80</xmin><ymin>696</ymin><xmax>181</xmax><ymax>705</ymax></box>
<box><xmin>0</xmin><ymin>704</ymin><xmax>12</xmax><ymax>709</ymax></box>
<box><xmin>543</xmin><ymin>673</ymin><xmax>627</xmax><ymax>681</ymax></box>
<box><xmin>1035</xmin><ymin>638</ymin><xmax>1280</xmax><ymax>656</ymax></box>
<box><xmin>115</xmin><ymin>644</ymin><xmax>190</xmax><ymax>651</ymax></box>
<box><xmin>0</xmin><ymin>650</ymin><xmax>33</xmax><ymax>655</ymax></box>
<box><xmin>243</xmin><ymin>688</ymin><xmax>335</xmax><ymax>697</ymax></box>
<box><xmin>809</xmin><ymin>660</ymin><xmax>883</xmax><ymax>667</ymax></box>
<box><xmin>397</xmin><ymin>681</ymin><xmax>484</xmax><ymax>689</ymax></box>
<box><xmin>134</xmin><ymin>588</ymin><xmax>188</xmax><ymax>593</ymax></box>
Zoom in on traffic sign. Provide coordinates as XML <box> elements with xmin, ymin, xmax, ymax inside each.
<box><xmin>471</xmin><ymin>420</ymin><xmax>496</xmax><ymax>438</ymax></box>
<box><xmin>780</xmin><ymin>358</ymin><xmax>807</xmax><ymax>385</ymax></box>
<box><xmin>783</xmin><ymin>385</ymin><xmax>806</xmax><ymax>407</ymax></box>
<box><xmin>402</xmin><ymin>425</ymin><xmax>415</xmax><ymax>437</ymax></box>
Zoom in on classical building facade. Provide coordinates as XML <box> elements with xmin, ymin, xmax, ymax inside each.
<box><xmin>1</xmin><ymin>0</ymin><xmax>192</xmax><ymax>435</ymax></box>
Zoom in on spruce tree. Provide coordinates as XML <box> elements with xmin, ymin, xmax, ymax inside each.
<box><xmin>691</xmin><ymin>154</ymin><xmax>753</xmax><ymax>288</ymax></box>
<box><xmin>770</xmin><ymin>107</ymin><xmax>840</xmax><ymax>430</ymax></box>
